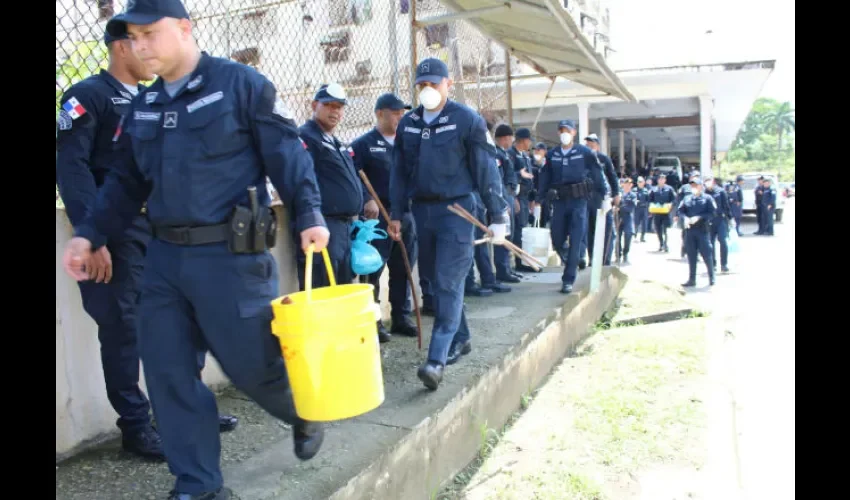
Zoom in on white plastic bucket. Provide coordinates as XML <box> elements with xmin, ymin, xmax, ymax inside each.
<box><xmin>522</xmin><ymin>227</ymin><xmax>551</xmax><ymax>260</ymax></box>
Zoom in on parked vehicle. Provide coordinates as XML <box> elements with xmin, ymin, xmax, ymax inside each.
<box><xmin>653</xmin><ymin>156</ymin><xmax>683</xmax><ymax>181</ymax></box>
<box><xmin>740</xmin><ymin>172</ymin><xmax>786</xmax><ymax>222</ymax></box>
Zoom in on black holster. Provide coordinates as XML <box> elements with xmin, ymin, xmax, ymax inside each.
<box><xmin>555</xmin><ymin>181</ymin><xmax>590</xmax><ymax>200</ymax></box>
<box><xmin>227</xmin><ymin>205</ymin><xmax>278</xmax><ymax>254</ymax></box>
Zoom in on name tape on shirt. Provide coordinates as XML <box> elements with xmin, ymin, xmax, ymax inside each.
<box><xmin>186</xmin><ymin>91</ymin><xmax>224</xmax><ymax>113</ymax></box>
<box><xmin>369</xmin><ymin>147</ymin><xmax>387</xmax><ymax>153</ymax></box>
<box><xmin>404</xmin><ymin>126</ymin><xmax>421</xmax><ymax>134</ymax></box>
<box><xmin>435</xmin><ymin>124</ymin><xmax>456</xmax><ymax>134</ymax></box>
<box><xmin>111</xmin><ymin>97</ymin><xmax>131</xmax><ymax>105</ymax></box>
<box><xmin>145</xmin><ymin>92</ymin><xmax>158</xmax><ymax>104</ymax></box>
<box><xmin>135</xmin><ymin>111</ymin><xmax>161</xmax><ymax>121</ymax></box>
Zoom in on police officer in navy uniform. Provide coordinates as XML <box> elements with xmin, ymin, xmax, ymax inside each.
<box><xmin>350</xmin><ymin>93</ymin><xmax>419</xmax><ymax>343</ymax></box>
<box><xmin>649</xmin><ymin>174</ymin><xmax>676</xmax><ymax>252</ymax></box>
<box><xmin>55</xmin><ymin>24</ymin><xmax>237</xmax><ymax>463</ymax></box>
<box><xmin>465</xmin><ymin>189</ymin><xmax>509</xmax><ymax>295</ymax></box>
<box><xmin>704</xmin><ymin>176</ymin><xmax>733</xmax><ymax>273</ymax></box>
<box><xmin>531</xmin><ymin>142</ymin><xmax>551</xmax><ymax>227</ymax></box>
<box><xmin>582</xmin><ymin>133</ymin><xmax>620</xmax><ymax>267</ymax></box>
<box><xmin>728</xmin><ymin>175</ymin><xmax>744</xmax><ymax>236</ymax></box>
<box><xmin>62</xmin><ymin>2</ymin><xmax>328</xmax><ymax>498</ymax></box>
<box><xmin>617</xmin><ymin>178</ymin><xmax>638</xmax><ymax>264</ymax></box>
<box><xmin>539</xmin><ymin>120</ymin><xmax>610</xmax><ymax>294</ymax></box>
<box><xmin>493</xmin><ymin>124</ymin><xmax>522</xmax><ymax>284</ymax></box>
<box><xmin>297</xmin><ymin>83</ymin><xmax>362</xmax><ymax>289</ymax></box>
<box><xmin>675</xmin><ymin>177</ymin><xmax>717</xmax><ymax>287</ymax></box>
<box><xmin>761</xmin><ymin>177</ymin><xmax>777</xmax><ymax>236</ymax></box>
<box><xmin>634</xmin><ymin>176</ymin><xmax>651</xmax><ymax>242</ymax></box>
<box><xmin>509</xmin><ymin>128</ymin><xmax>539</xmax><ymax>272</ymax></box>
<box><xmin>390</xmin><ymin>58</ymin><xmax>507</xmax><ymax>390</ymax></box>
<box><xmin>754</xmin><ymin>177</ymin><xmax>766</xmax><ymax>235</ymax></box>
<box><xmin>674</xmin><ymin>172</ymin><xmax>693</xmax><ymax>259</ymax></box>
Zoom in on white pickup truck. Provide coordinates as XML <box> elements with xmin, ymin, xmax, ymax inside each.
<box><xmin>739</xmin><ymin>172</ymin><xmax>786</xmax><ymax>222</ymax></box>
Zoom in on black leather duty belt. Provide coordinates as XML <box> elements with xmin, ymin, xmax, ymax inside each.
<box><xmin>153</xmin><ymin>223</ymin><xmax>229</xmax><ymax>245</ymax></box>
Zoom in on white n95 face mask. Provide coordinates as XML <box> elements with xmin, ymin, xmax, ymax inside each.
<box><xmin>560</xmin><ymin>132</ymin><xmax>573</xmax><ymax>145</ymax></box>
<box><xmin>419</xmin><ymin>86</ymin><xmax>442</xmax><ymax>110</ymax></box>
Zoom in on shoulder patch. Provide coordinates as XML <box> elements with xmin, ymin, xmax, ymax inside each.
<box><xmin>58</xmin><ymin>110</ymin><xmax>73</xmax><ymax>131</ymax></box>
<box><xmin>62</xmin><ymin>97</ymin><xmax>87</xmax><ymax>120</ymax></box>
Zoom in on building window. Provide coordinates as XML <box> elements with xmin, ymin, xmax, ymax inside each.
<box><xmin>231</xmin><ymin>47</ymin><xmax>260</xmax><ymax>67</ymax></box>
<box><xmin>320</xmin><ymin>30</ymin><xmax>352</xmax><ymax>64</ymax></box>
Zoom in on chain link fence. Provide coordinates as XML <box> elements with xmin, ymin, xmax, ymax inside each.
<box><xmin>55</xmin><ymin>0</ymin><xmax>543</xmax><ymax>206</ymax></box>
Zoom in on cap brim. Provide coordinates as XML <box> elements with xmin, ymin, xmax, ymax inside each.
<box><xmin>106</xmin><ymin>13</ymin><xmax>165</xmax><ymax>36</ymax></box>
<box><xmin>316</xmin><ymin>97</ymin><xmax>347</xmax><ymax>105</ymax></box>
<box><xmin>415</xmin><ymin>75</ymin><xmax>445</xmax><ymax>85</ymax></box>
<box><xmin>377</xmin><ymin>103</ymin><xmax>412</xmax><ymax>111</ymax></box>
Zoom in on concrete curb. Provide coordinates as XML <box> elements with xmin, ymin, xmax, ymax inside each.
<box><xmin>614</xmin><ymin>308</ymin><xmax>696</xmax><ymax>326</ymax></box>
<box><xmin>325</xmin><ymin>268</ymin><xmax>628</xmax><ymax>500</ymax></box>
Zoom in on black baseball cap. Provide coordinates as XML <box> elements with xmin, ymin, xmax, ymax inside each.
<box><xmin>103</xmin><ymin>29</ymin><xmax>128</xmax><ymax>45</ymax></box>
<box><xmin>533</xmin><ymin>142</ymin><xmax>547</xmax><ymax>150</ymax></box>
<box><xmin>515</xmin><ymin>128</ymin><xmax>532</xmax><ymax>140</ymax></box>
<box><xmin>494</xmin><ymin>124</ymin><xmax>514</xmax><ymax>138</ymax></box>
<box><xmin>106</xmin><ymin>0</ymin><xmax>190</xmax><ymax>38</ymax></box>
<box><xmin>415</xmin><ymin>58</ymin><xmax>450</xmax><ymax>85</ymax></box>
<box><xmin>374</xmin><ymin>93</ymin><xmax>411</xmax><ymax>111</ymax></box>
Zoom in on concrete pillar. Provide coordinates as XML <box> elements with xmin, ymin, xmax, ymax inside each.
<box><xmin>618</xmin><ymin>129</ymin><xmax>625</xmax><ymax>173</ymax></box>
<box><xmin>578</xmin><ymin>102</ymin><xmax>589</xmax><ymax>143</ymax></box>
<box><xmin>699</xmin><ymin>95</ymin><xmax>713</xmax><ymax>178</ymax></box>
<box><xmin>630</xmin><ymin>137</ymin><xmax>636</xmax><ymax>172</ymax></box>
<box><xmin>641</xmin><ymin>144</ymin><xmax>646</xmax><ymax>168</ymax></box>
<box><xmin>599</xmin><ymin>118</ymin><xmax>609</xmax><ymax>156</ymax></box>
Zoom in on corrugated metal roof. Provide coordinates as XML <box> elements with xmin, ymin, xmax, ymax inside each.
<box><xmin>427</xmin><ymin>0</ymin><xmax>635</xmax><ymax>102</ymax></box>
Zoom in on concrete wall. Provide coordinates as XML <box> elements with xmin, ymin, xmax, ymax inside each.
<box><xmin>56</xmin><ymin>205</ymin><xmax>418</xmax><ymax>460</ymax></box>
<box><xmin>56</xmin><ymin>206</ymin><xmax>302</xmax><ymax>460</ymax></box>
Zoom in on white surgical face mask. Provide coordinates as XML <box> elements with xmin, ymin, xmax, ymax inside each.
<box><xmin>704</xmin><ymin>180</ymin><xmax>714</xmax><ymax>189</ymax></box>
<box><xmin>534</xmin><ymin>154</ymin><xmax>543</xmax><ymax>162</ymax></box>
<box><xmin>560</xmin><ymin>132</ymin><xmax>573</xmax><ymax>145</ymax></box>
<box><xmin>418</xmin><ymin>86</ymin><xmax>442</xmax><ymax>110</ymax></box>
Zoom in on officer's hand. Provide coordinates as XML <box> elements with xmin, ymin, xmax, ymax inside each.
<box><xmin>364</xmin><ymin>200</ymin><xmax>380</xmax><ymax>220</ymax></box>
<box><xmin>87</xmin><ymin>247</ymin><xmax>113</xmax><ymax>284</ymax></box>
<box><xmin>488</xmin><ymin>223</ymin><xmax>507</xmax><ymax>244</ymax></box>
<box><xmin>62</xmin><ymin>237</ymin><xmax>93</xmax><ymax>282</ymax></box>
<box><xmin>520</xmin><ymin>169</ymin><xmax>534</xmax><ymax>180</ymax></box>
<box><xmin>613</xmin><ymin>195</ymin><xmax>621</xmax><ymax>206</ymax></box>
<box><xmin>388</xmin><ymin>220</ymin><xmax>402</xmax><ymax>242</ymax></box>
<box><xmin>674</xmin><ymin>216</ymin><xmax>679</xmax><ymax>224</ymax></box>
<box><xmin>301</xmin><ymin>226</ymin><xmax>331</xmax><ymax>253</ymax></box>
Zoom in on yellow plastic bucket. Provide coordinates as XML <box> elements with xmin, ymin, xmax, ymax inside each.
<box><xmin>269</xmin><ymin>244</ymin><xmax>385</xmax><ymax>421</ymax></box>
<box><xmin>649</xmin><ymin>202</ymin><xmax>673</xmax><ymax>214</ymax></box>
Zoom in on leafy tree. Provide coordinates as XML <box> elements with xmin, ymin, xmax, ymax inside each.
<box><xmin>723</xmin><ymin>97</ymin><xmax>795</xmax><ymax>181</ymax></box>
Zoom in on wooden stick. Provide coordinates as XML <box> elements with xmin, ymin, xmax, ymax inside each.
<box><xmin>447</xmin><ymin>204</ymin><xmax>546</xmax><ymax>270</ymax></box>
<box><xmin>357</xmin><ymin>171</ymin><xmax>422</xmax><ymax>350</ymax></box>
<box><xmin>474</xmin><ymin>237</ymin><xmax>491</xmax><ymax>245</ymax></box>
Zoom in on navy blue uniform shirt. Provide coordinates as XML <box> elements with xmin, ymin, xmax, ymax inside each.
<box><xmin>508</xmin><ymin>146</ymin><xmax>533</xmax><ymax>190</ymax></box>
<box><xmin>650</xmin><ymin>184</ymin><xmax>677</xmax><ymax>205</ymax></box>
<box><xmin>762</xmin><ymin>185</ymin><xmax>777</xmax><ymax>207</ymax></box>
<box><xmin>299</xmin><ymin>119</ymin><xmax>363</xmax><ymax>217</ymax></box>
<box><xmin>74</xmin><ymin>53</ymin><xmax>325</xmax><ymax>248</ymax></box>
<box><xmin>678</xmin><ymin>192</ymin><xmax>718</xmax><ymax>222</ymax></box>
<box><xmin>495</xmin><ymin>146</ymin><xmax>519</xmax><ymax>190</ymax></box>
<box><xmin>56</xmin><ymin>70</ymin><xmax>140</xmax><ymax>226</ymax></box>
<box><xmin>538</xmin><ymin>144</ymin><xmax>610</xmax><ymax>198</ymax></box>
<box><xmin>620</xmin><ymin>190</ymin><xmax>638</xmax><ymax>214</ymax></box>
<box><xmin>706</xmin><ymin>186</ymin><xmax>732</xmax><ymax>219</ymax></box>
<box><xmin>350</xmin><ymin>128</ymin><xmax>395</xmax><ymax>208</ymax></box>
<box><xmin>635</xmin><ymin>186</ymin><xmax>651</xmax><ymax>207</ymax></box>
<box><xmin>389</xmin><ymin>100</ymin><xmax>506</xmax><ymax>222</ymax></box>
<box><xmin>597</xmin><ymin>152</ymin><xmax>621</xmax><ymax>198</ymax></box>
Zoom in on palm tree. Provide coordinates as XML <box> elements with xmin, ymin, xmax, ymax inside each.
<box><xmin>762</xmin><ymin>101</ymin><xmax>795</xmax><ymax>160</ymax></box>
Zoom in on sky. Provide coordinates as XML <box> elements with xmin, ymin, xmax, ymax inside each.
<box><xmin>604</xmin><ymin>0</ymin><xmax>795</xmax><ymax>105</ymax></box>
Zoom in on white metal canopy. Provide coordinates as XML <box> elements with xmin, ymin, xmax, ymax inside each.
<box><xmin>420</xmin><ymin>0</ymin><xmax>636</xmax><ymax>102</ymax></box>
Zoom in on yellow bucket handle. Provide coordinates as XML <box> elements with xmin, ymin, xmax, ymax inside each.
<box><xmin>304</xmin><ymin>243</ymin><xmax>336</xmax><ymax>302</ymax></box>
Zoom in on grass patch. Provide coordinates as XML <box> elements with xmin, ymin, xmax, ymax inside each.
<box><xmin>451</xmin><ymin>320</ymin><xmax>709</xmax><ymax>500</ymax></box>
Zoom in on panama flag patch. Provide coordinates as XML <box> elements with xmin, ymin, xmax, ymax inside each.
<box><xmin>62</xmin><ymin>97</ymin><xmax>87</xmax><ymax>120</ymax></box>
